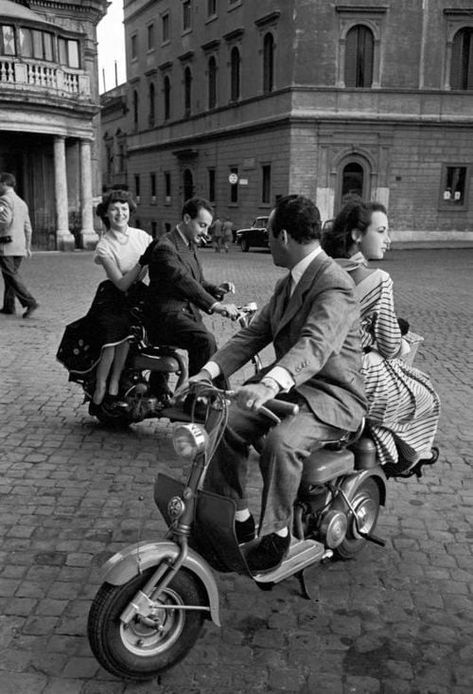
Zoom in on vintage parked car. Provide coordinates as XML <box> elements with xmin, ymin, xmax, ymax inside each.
<box><xmin>235</xmin><ymin>216</ymin><xmax>269</xmax><ymax>252</ymax></box>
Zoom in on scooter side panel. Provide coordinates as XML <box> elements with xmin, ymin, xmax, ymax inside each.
<box><xmin>99</xmin><ymin>541</ymin><xmax>221</xmax><ymax>626</ymax></box>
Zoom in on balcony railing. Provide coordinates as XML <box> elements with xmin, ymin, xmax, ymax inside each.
<box><xmin>0</xmin><ymin>57</ymin><xmax>90</xmax><ymax>96</ymax></box>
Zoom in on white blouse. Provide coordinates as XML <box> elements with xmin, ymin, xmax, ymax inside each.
<box><xmin>94</xmin><ymin>227</ymin><xmax>151</xmax><ymax>274</ymax></box>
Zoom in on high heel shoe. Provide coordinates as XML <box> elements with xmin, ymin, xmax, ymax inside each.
<box><xmin>384</xmin><ymin>446</ymin><xmax>439</xmax><ymax>479</ymax></box>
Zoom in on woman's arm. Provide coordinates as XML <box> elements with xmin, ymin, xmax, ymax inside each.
<box><xmin>373</xmin><ymin>274</ymin><xmax>403</xmax><ymax>359</ymax></box>
<box><xmin>99</xmin><ymin>255</ymin><xmax>143</xmax><ymax>292</ymax></box>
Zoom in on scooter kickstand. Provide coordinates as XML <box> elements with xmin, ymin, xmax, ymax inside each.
<box><xmin>297</xmin><ymin>569</ymin><xmax>317</xmax><ymax>601</ymax></box>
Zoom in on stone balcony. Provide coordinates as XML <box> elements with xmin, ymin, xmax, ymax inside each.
<box><xmin>0</xmin><ymin>56</ymin><xmax>90</xmax><ymax>98</ymax></box>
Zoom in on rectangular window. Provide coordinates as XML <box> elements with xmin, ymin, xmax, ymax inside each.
<box><xmin>207</xmin><ymin>0</ymin><xmax>217</xmax><ymax>16</ymax></box>
<box><xmin>229</xmin><ymin>167</ymin><xmax>238</xmax><ymax>203</ymax></box>
<box><xmin>162</xmin><ymin>13</ymin><xmax>170</xmax><ymax>43</ymax></box>
<box><xmin>18</xmin><ymin>28</ymin><xmax>33</xmax><ymax>57</ymax></box>
<box><xmin>150</xmin><ymin>173</ymin><xmax>157</xmax><ymax>201</ymax></box>
<box><xmin>182</xmin><ymin>1</ymin><xmax>192</xmax><ymax>31</ymax></box>
<box><xmin>262</xmin><ymin>164</ymin><xmax>271</xmax><ymax>204</ymax></box>
<box><xmin>131</xmin><ymin>34</ymin><xmax>138</xmax><ymax>60</ymax></box>
<box><xmin>0</xmin><ymin>25</ymin><xmax>16</xmax><ymax>56</ymax></box>
<box><xmin>440</xmin><ymin>165</ymin><xmax>469</xmax><ymax>209</ymax></box>
<box><xmin>57</xmin><ymin>37</ymin><xmax>80</xmax><ymax>67</ymax></box>
<box><xmin>151</xmin><ymin>221</ymin><xmax>157</xmax><ymax>238</ymax></box>
<box><xmin>118</xmin><ymin>145</ymin><xmax>125</xmax><ymax>173</ymax></box>
<box><xmin>147</xmin><ymin>23</ymin><xmax>155</xmax><ymax>51</ymax></box>
<box><xmin>208</xmin><ymin>168</ymin><xmax>216</xmax><ymax>202</ymax></box>
<box><xmin>135</xmin><ymin>174</ymin><xmax>141</xmax><ymax>201</ymax></box>
<box><xmin>164</xmin><ymin>172</ymin><xmax>171</xmax><ymax>202</ymax></box>
<box><xmin>106</xmin><ymin>145</ymin><xmax>113</xmax><ymax>177</ymax></box>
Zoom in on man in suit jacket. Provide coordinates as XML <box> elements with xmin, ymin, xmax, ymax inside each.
<box><xmin>144</xmin><ymin>197</ymin><xmax>239</xmax><ymax>380</ymax></box>
<box><xmin>193</xmin><ymin>195</ymin><xmax>366</xmax><ymax>573</ymax></box>
<box><xmin>0</xmin><ymin>172</ymin><xmax>39</xmax><ymax>318</ymax></box>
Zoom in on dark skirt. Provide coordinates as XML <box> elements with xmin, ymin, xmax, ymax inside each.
<box><xmin>56</xmin><ymin>280</ymin><xmax>148</xmax><ymax>379</ymax></box>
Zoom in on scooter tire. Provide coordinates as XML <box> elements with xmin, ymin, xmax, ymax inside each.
<box><xmin>87</xmin><ymin>567</ymin><xmax>206</xmax><ymax>681</ymax></box>
<box><xmin>334</xmin><ymin>477</ymin><xmax>381</xmax><ymax>561</ymax></box>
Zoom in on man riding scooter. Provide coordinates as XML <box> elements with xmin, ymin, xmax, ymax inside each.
<box><xmin>191</xmin><ymin>194</ymin><xmax>367</xmax><ymax>573</ymax></box>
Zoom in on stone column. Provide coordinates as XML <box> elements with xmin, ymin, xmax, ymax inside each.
<box><xmin>54</xmin><ymin>136</ymin><xmax>75</xmax><ymax>251</ymax></box>
<box><xmin>80</xmin><ymin>139</ymin><xmax>98</xmax><ymax>249</ymax></box>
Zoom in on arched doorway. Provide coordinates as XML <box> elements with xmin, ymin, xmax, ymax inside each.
<box><xmin>335</xmin><ymin>157</ymin><xmax>371</xmax><ymax>212</ymax></box>
<box><xmin>183</xmin><ymin>168</ymin><xmax>194</xmax><ymax>201</ymax></box>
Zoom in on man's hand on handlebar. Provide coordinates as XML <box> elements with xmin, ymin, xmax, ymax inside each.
<box><xmin>213</xmin><ymin>302</ymin><xmax>240</xmax><ymax>320</ymax></box>
<box><xmin>218</xmin><ymin>281</ymin><xmax>235</xmax><ymax>295</ymax></box>
<box><xmin>234</xmin><ymin>382</ymin><xmax>279</xmax><ymax>412</ymax></box>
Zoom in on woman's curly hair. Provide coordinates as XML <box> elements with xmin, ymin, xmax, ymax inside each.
<box><xmin>322</xmin><ymin>200</ymin><xmax>387</xmax><ymax>258</ymax></box>
<box><xmin>96</xmin><ymin>190</ymin><xmax>137</xmax><ymax>229</ymax></box>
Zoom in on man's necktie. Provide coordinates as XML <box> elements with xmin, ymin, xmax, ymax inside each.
<box><xmin>281</xmin><ymin>274</ymin><xmax>293</xmax><ymax>313</ymax></box>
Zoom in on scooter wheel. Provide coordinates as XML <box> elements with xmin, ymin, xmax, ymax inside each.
<box><xmin>87</xmin><ymin>567</ymin><xmax>206</xmax><ymax>680</ymax></box>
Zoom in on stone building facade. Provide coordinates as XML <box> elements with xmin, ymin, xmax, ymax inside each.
<box><xmin>0</xmin><ymin>0</ymin><xmax>108</xmax><ymax>250</ymax></box>
<box><xmin>103</xmin><ymin>0</ymin><xmax>473</xmax><ymax>243</ymax></box>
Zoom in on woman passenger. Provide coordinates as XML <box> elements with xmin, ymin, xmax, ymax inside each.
<box><xmin>322</xmin><ymin>201</ymin><xmax>440</xmax><ymax>476</ymax></box>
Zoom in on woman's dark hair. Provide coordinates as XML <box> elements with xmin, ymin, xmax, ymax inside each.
<box><xmin>321</xmin><ymin>201</ymin><xmax>387</xmax><ymax>258</ymax></box>
<box><xmin>272</xmin><ymin>195</ymin><xmax>321</xmax><ymax>244</ymax></box>
<box><xmin>96</xmin><ymin>190</ymin><xmax>137</xmax><ymax>229</ymax></box>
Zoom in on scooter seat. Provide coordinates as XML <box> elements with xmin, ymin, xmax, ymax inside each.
<box><xmin>301</xmin><ymin>447</ymin><xmax>355</xmax><ymax>486</ymax></box>
<box><xmin>132</xmin><ymin>351</ymin><xmax>181</xmax><ymax>372</ymax></box>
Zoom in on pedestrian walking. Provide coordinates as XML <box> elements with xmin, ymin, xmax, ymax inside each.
<box><xmin>0</xmin><ymin>172</ymin><xmax>39</xmax><ymax>318</ymax></box>
<box><xmin>222</xmin><ymin>217</ymin><xmax>233</xmax><ymax>252</ymax></box>
<box><xmin>211</xmin><ymin>216</ymin><xmax>223</xmax><ymax>252</ymax></box>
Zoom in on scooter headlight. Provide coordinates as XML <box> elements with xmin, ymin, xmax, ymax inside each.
<box><xmin>172</xmin><ymin>423</ymin><xmax>208</xmax><ymax>459</ymax></box>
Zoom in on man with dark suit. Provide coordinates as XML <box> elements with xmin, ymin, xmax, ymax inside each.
<box><xmin>144</xmin><ymin>197</ymin><xmax>239</xmax><ymax>380</ymax></box>
<box><xmin>192</xmin><ymin>195</ymin><xmax>366</xmax><ymax>572</ymax></box>
<box><xmin>0</xmin><ymin>172</ymin><xmax>39</xmax><ymax>318</ymax></box>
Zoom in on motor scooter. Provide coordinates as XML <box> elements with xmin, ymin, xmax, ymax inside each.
<box><xmin>87</xmin><ymin>379</ymin><xmax>392</xmax><ymax>680</ymax></box>
<box><xmin>74</xmin><ymin>304</ymin><xmax>259</xmax><ymax>427</ymax></box>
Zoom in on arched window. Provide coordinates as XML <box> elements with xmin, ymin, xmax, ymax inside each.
<box><xmin>164</xmin><ymin>75</ymin><xmax>171</xmax><ymax>120</ymax></box>
<box><xmin>208</xmin><ymin>56</ymin><xmax>217</xmax><ymax>109</ymax></box>
<box><xmin>148</xmin><ymin>82</ymin><xmax>155</xmax><ymax>127</ymax></box>
<box><xmin>451</xmin><ymin>28</ymin><xmax>473</xmax><ymax>90</ymax></box>
<box><xmin>133</xmin><ymin>90</ymin><xmax>139</xmax><ymax>128</ymax></box>
<box><xmin>230</xmin><ymin>46</ymin><xmax>240</xmax><ymax>102</ymax></box>
<box><xmin>345</xmin><ymin>25</ymin><xmax>374</xmax><ymax>88</ymax></box>
<box><xmin>184</xmin><ymin>66</ymin><xmax>192</xmax><ymax>116</ymax></box>
<box><xmin>263</xmin><ymin>33</ymin><xmax>274</xmax><ymax>93</ymax></box>
<box><xmin>183</xmin><ymin>169</ymin><xmax>194</xmax><ymax>200</ymax></box>
<box><xmin>341</xmin><ymin>162</ymin><xmax>364</xmax><ymax>203</ymax></box>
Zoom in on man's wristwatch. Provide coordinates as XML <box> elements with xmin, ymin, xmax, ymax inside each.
<box><xmin>260</xmin><ymin>377</ymin><xmax>280</xmax><ymax>394</ymax></box>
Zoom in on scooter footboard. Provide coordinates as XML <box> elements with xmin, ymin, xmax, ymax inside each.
<box><xmin>99</xmin><ymin>540</ymin><xmax>221</xmax><ymax>626</ymax></box>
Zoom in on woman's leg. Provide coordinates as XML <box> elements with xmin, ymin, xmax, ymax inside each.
<box><xmin>93</xmin><ymin>346</ymin><xmax>115</xmax><ymax>404</ymax></box>
<box><xmin>108</xmin><ymin>341</ymin><xmax>130</xmax><ymax>396</ymax></box>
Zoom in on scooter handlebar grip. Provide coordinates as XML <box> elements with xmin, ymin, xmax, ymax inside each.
<box><xmin>264</xmin><ymin>399</ymin><xmax>299</xmax><ymax>418</ymax></box>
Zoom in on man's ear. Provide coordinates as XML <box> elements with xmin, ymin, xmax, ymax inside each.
<box><xmin>182</xmin><ymin>213</ymin><xmax>190</xmax><ymax>225</ymax></box>
<box><xmin>280</xmin><ymin>229</ymin><xmax>289</xmax><ymax>246</ymax></box>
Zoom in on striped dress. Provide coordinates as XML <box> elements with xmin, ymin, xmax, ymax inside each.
<box><xmin>352</xmin><ymin>267</ymin><xmax>440</xmax><ymax>467</ymax></box>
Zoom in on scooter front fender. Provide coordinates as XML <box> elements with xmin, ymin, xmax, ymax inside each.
<box><xmin>100</xmin><ymin>541</ymin><xmax>221</xmax><ymax>626</ymax></box>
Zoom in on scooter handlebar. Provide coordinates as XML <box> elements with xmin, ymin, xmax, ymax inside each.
<box><xmin>263</xmin><ymin>399</ymin><xmax>299</xmax><ymax>418</ymax></box>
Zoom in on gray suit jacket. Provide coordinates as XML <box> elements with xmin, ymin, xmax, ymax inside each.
<box><xmin>212</xmin><ymin>250</ymin><xmax>367</xmax><ymax>431</ymax></box>
<box><xmin>0</xmin><ymin>189</ymin><xmax>32</xmax><ymax>257</ymax></box>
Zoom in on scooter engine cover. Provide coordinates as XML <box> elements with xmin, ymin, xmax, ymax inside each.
<box><xmin>301</xmin><ymin>448</ymin><xmax>355</xmax><ymax>486</ymax></box>
<box><xmin>132</xmin><ymin>352</ymin><xmax>181</xmax><ymax>372</ymax></box>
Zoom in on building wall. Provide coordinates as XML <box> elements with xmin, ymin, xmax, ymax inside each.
<box><xmin>101</xmin><ymin>0</ymin><xmax>473</xmax><ymax>242</ymax></box>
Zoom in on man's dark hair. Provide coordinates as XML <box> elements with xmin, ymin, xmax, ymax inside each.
<box><xmin>0</xmin><ymin>172</ymin><xmax>16</xmax><ymax>188</ymax></box>
<box><xmin>96</xmin><ymin>189</ymin><xmax>137</xmax><ymax>229</ymax></box>
<box><xmin>182</xmin><ymin>197</ymin><xmax>213</xmax><ymax>220</ymax></box>
<box><xmin>271</xmin><ymin>195</ymin><xmax>322</xmax><ymax>244</ymax></box>
<box><xmin>322</xmin><ymin>201</ymin><xmax>387</xmax><ymax>258</ymax></box>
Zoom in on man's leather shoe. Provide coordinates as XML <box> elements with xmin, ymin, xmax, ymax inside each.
<box><xmin>23</xmin><ymin>302</ymin><xmax>39</xmax><ymax>318</ymax></box>
<box><xmin>235</xmin><ymin>515</ymin><xmax>256</xmax><ymax>544</ymax></box>
<box><xmin>246</xmin><ymin>531</ymin><xmax>291</xmax><ymax>573</ymax></box>
<box><xmin>0</xmin><ymin>308</ymin><xmax>15</xmax><ymax>315</ymax></box>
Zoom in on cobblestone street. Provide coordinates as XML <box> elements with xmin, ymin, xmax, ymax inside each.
<box><xmin>0</xmin><ymin>245</ymin><xmax>472</xmax><ymax>694</ymax></box>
